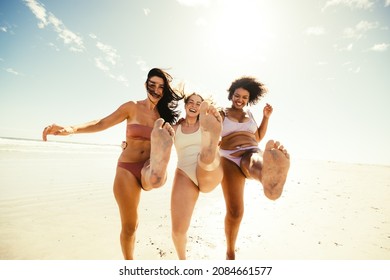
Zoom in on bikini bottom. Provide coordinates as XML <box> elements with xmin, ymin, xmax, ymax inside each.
<box><xmin>219</xmin><ymin>146</ymin><xmax>259</xmax><ymax>167</ymax></box>
<box><xmin>117</xmin><ymin>161</ymin><xmax>147</xmax><ymax>187</ymax></box>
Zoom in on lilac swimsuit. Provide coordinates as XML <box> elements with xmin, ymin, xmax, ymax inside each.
<box><xmin>220</xmin><ymin>110</ymin><xmax>259</xmax><ymax>166</ymax></box>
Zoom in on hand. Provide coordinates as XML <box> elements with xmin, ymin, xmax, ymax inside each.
<box><xmin>42</xmin><ymin>124</ymin><xmax>74</xmax><ymax>141</ymax></box>
<box><xmin>263</xmin><ymin>103</ymin><xmax>273</xmax><ymax>118</ymax></box>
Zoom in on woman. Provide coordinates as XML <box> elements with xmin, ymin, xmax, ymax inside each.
<box><xmin>42</xmin><ymin>68</ymin><xmax>183</xmax><ymax>259</ymax></box>
<box><xmin>219</xmin><ymin>76</ymin><xmax>290</xmax><ymax>260</ymax></box>
<box><xmin>171</xmin><ymin>93</ymin><xmax>223</xmax><ymax>259</ymax></box>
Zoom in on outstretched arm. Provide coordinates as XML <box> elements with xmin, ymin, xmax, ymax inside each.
<box><xmin>255</xmin><ymin>103</ymin><xmax>273</xmax><ymax>142</ymax></box>
<box><xmin>42</xmin><ymin>102</ymin><xmax>131</xmax><ymax>141</ymax></box>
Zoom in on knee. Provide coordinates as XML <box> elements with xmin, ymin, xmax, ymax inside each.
<box><xmin>121</xmin><ymin>223</ymin><xmax>138</xmax><ymax>239</ymax></box>
<box><xmin>198</xmin><ymin>184</ymin><xmax>216</xmax><ymax>193</ymax></box>
<box><xmin>226</xmin><ymin>207</ymin><xmax>244</xmax><ymax>222</ymax></box>
<box><xmin>172</xmin><ymin>225</ymin><xmax>187</xmax><ymax>238</ymax></box>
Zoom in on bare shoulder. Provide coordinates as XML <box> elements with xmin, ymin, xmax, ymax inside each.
<box><xmin>117</xmin><ymin>100</ymin><xmax>139</xmax><ymax>113</ymax></box>
<box><xmin>120</xmin><ymin>100</ymin><xmax>137</xmax><ymax>108</ymax></box>
<box><xmin>112</xmin><ymin>100</ymin><xmax>137</xmax><ymax>121</ymax></box>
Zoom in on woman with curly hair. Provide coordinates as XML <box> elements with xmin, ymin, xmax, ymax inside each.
<box><xmin>219</xmin><ymin>76</ymin><xmax>290</xmax><ymax>260</ymax></box>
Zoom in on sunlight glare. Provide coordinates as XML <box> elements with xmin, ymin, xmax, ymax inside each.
<box><xmin>213</xmin><ymin>1</ymin><xmax>268</xmax><ymax>57</ymax></box>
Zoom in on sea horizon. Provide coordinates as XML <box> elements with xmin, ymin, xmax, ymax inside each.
<box><xmin>1</xmin><ymin>136</ymin><xmax>388</xmax><ymax>167</ymax></box>
<box><xmin>0</xmin><ymin>136</ymin><xmax>120</xmax><ymax>147</ymax></box>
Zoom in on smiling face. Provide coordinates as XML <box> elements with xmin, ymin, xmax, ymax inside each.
<box><xmin>231</xmin><ymin>88</ymin><xmax>250</xmax><ymax>109</ymax></box>
<box><xmin>185</xmin><ymin>94</ymin><xmax>203</xmax><ymax>118</ymax></box>
<box><xmin>146</xmin><ymin>76</ymin><xmax>164</xmax><ymax>104</ymax></box>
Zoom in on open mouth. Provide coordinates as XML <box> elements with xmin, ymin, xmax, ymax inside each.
<box><xmin>189</xmin><ymin>108</ymin><xmax>197</xmax><ymax>113</ymax></box>
<box><xmin>148</xmin><ymin>91</ymin><xmax>162</xmax><ymax>99</ymax></box>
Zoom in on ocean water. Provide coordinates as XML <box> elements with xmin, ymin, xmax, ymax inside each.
<box><xmin>0</xmin><ymin>137</ymin><xmax>178</xmax><ymax>200</ymax></box>
<box><xmin>0</xmin><ymin>137</ymin><xmax>121</xmax><ymax>157</ymax></box>
<box><xmin>0</xmin><ymin>137</ymin><xmax>121</xmax><ymax>200</ymax></box>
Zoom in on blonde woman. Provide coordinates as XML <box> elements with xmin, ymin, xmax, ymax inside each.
<box><xmin>171</xmin><ymin>93</ymin><xmax>222</xmax><ymax>259</ymax></box>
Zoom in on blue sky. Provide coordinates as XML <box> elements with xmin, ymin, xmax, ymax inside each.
<box><xmin>1</xmin><ymin>0</ymin><xmax>389</xmax><ymax>165</ymax></box>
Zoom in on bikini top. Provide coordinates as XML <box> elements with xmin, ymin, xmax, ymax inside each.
<box><xmin>126</xmin><ymin>124</ymin><xmax>153</xmax><ymax>140</ymax></box>
<box><xmin>221</xmin><ymin>110</ymin><xmax>258</xmax><ymax>137</ymax></box>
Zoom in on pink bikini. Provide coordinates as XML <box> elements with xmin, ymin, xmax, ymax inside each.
<box><xmin>117</xmin><ymin>124</ymin><xmax>153</xmax><ymax>185</ymax></box>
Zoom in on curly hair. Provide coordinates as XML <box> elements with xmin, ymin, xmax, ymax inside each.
<box><xmin>146</xmin><ymin>68</ymin><xmax>184</xmax><ymax>124</ymax></box>
<box><xmin>227</xmin><ymin>76</ymin><xmax>268</xmax><ymax>106</ymax></box>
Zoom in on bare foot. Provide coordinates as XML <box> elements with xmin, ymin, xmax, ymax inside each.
<box><xmin>198</xmin><ymin>101</ymin><xmax>222</xmax><ymax>168</ymax></box>
<box><xmin>261</xmin><ymin>140</ymin><xmax>290</xmax><ymax>200</ymax></box>
<box><xmin>141</xmin><ymin>118</ymin><xmax>174</xmax><ymax>190</ymax></box>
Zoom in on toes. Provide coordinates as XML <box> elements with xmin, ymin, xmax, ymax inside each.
<box><xmin>165</xmin><ymin>123</ymin><xmax>175</xmax><ymax>136</ymax></box>
<box><xmin>154</xmin><ymin>118</ymin><xmax>165</xmax><ymax>129</ymax></box>
<box><xmin>209</xmin><ymin>106</ymin><xmax>222</xmax><ymax>122</ymax></box>
<box><xmin>265</xmin><ymin>140</ymin><xmax>289</xmax><ymax>154</ymax></box>
<box><xmin>265</xmin><ymin>140</ymin><xmax>275</xmax><ymax>150</ymax></box>
<box><xmin>153</xmin><ymin>118</ymin><xmax>175</xmax><ymax>137</ymax></box>
<box><xmin>199</xmin><ymin>101</ymin><xmax>209</xmax><ymax>115</ymax></box>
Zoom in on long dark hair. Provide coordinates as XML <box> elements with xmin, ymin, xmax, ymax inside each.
<box><xmin>146</xmin><ymin>68</ymin><xmax>184</xmax><ymax>124</ymax></box>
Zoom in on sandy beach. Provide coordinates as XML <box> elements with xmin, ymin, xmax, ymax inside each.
<box><xmin>0</xmin><ymin>138</ymin><xmax>389</xmax><ymax>260</ymax></box>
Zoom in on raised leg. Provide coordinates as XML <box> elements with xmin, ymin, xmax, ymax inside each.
<box><xmin>240</xmin><ymin>140</ymin><xmax>290</xmax><ymax>200</ymax></box>
<box><xmin>196</xmin><ymin>102</ymin><xmax>223</xmax><ymax>192</ymax></box>
<box><xmin>260</xmin><ymin>140</ymin><xmax>290</xmax><ymax>200</ymax></box>
<box><xmin>141</xmin><ymin>118</ymin><xmax>174</xmax><ymax>190</ymax></box>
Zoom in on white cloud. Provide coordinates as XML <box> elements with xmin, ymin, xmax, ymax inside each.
<box><xmin>176</xmin><ymin>0</ymin><xmax>210</xmax><ymax>7</ymax></box>
<box><xmin>24</xmin><ymin>0</ymin><xmax>129</xmax><ymax>86</ymax></box>
<box><xmin>305</xmin><ymin>26</ymin><xmax>325</xmax><ymax>36</ymax></box>
<box><xmin>95</xmin><ymin>58</ymin><xmax>109</xmax><ymax>72</ymax></box>
<box><xmin>343</xmin><ymin>20</ymin><xmax>379</xmax><ymax>39</ymax></box>
<box><xmin>322</xmin><ymin>0</ymin><xmax>374</xmax><ymax>11</ymax></box>
<box><xmin>333</xmin><ymin>43</ymin><xmax>354</xmax><ymax>51</ymax></box>
<box><xmin>136</xmin><ymin>58</ymin><xmax>149</xmax><ymax>72</ymax></box>
<box><xmin>24</xmin><ymin>0</ymin><xmax>48</xmax><ymax>28</ymax></box>
<box><xmin>370</xmin><ymin>43</ymin><xmax>389</xmax><ymax>51</ymax></box>
<box><xmin>96</xmin><ymin>42</ymin><xmax>120</xmax><ymax>65</ymax></box>
<box><xmin>48</xmin><ymin>42</ymin><xmax>60</xmax><ymax>51</ymax></box>
<box><xmin>5</xmin><ymin>68</ymin><xmax>21</xmax><ymax>75</ymax></box>
<box><xmin>348</xmin><ymin>66</ymin><xmax>361</xmax><ymax>73</ymax></box>
<box><xmin>110</xmin><ymin>74</ymin><xmax>129</xmax><ymax>87</ymax></box>
<box><xmin>386</xmin><ymin>0</ymin><xmax>390</xmax><ymax>7</ymax></box>
<box><xmin>89</xmin><ymin>34</ymin><xmax>128</xmax><ymax>87</ymax></box>
<box><xmin>143</xmin><ymin>8</ymin><xmax>151</xmax><ymax>16</ymax></box>
<box><xmin>24</xmin><ymin>0</ymin><xmax>85</xmax><ymax>52</ymax></box>
<box><xmin>1</xmin><ymin>26</ymin><xmax>7</xmax><ymax>32</ymax></box>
